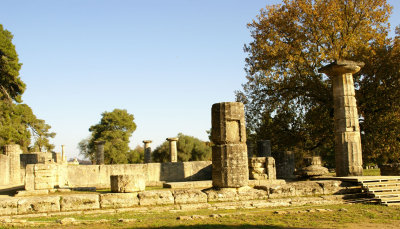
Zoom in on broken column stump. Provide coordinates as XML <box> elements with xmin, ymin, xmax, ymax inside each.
<box><xmin>211</xmin><ymin>102</ymin><xmax>249</xmax><ymax>188</ymax></box>
<box><xmin>94</xmin><ymin>141</ymin><xmax>106</xmax><ymax>165</ymax></box>
<box><xmin>249</xmin><ymin>157</ymin><xmax>276</xmax><ymax>180</ymax></box>
<box><xmin>110</xmin><ymin>175</ymin><xmax>145</xmax><ymax>193</ymax></box>
<box><xmin>166</xmin><ymin>138</ymin><xmax>179</xmax><ymax>162</ymax></box>
<box><xmin>143</xmin><ymin>140</ymin><xmax>152</xmax><ymax>163</ymax></box>
<box><xmin>319</xmin><ymin>60</ymin><xmax>364</xmax><ymax>176</ymax></box>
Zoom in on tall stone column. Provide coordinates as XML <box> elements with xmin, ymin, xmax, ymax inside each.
<box><xmin>166</xmin><ymin>138</ymin><xmax>179</xmax><ymax>162</ymax></box>
<box><xmin>94</xmin><ymin>141</ymin><xmax>106</xmax><ymax>165</ymax></box>
<box><xmin>319</xmin><ymin>60</ymin><xmax>364</xmax><ymax>176</ymax></box>
<box><xmin>257</xmin><ymin>140</ymin><xmax>271</xmax><ymax>157</ymax></box>
<box><xmin>143</xmin><ymin>140</ymin><xmax>152</xmax><ymax>163</ymax></box>
<box><xmin>61</xmin><ymin>145</ymin><xmax>65</xmax><ymax>162</ymax></box>
<box><xmin>4</xmin><ymin>144</ymin><xmax>22</xmax><ymax>184</ymax></box>
<box><xmin>211</xmin><ymin>102</ymin><xmax>249</xmax><ymax>188</ymax></box>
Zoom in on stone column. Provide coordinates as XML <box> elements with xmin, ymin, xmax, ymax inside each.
<box><xmin>94</xmin><ymin>141</ymin><xmax>106</xmax><ymax>165</ymax></box>
<box><xmin>61</xmin><ymin>145</ymin><xmax>65</xmax><ymax>162</ymax></box>
<box><xmin>143</xmin><ymin>140</ymin><xmax>152</xmax><ymax>163</ymax></box>
<box><xmin>166</xmin><ymin>138</ymin><xmax>179</xmax><ymax>162</ymax></box>
<box><xmin>4</xmin><ymin>144</ymin><xmax>22</xmax><ymax>184</ymax></box>
<box><xmin>319</xmin><ymin>60</ymin><xmax>364</xmax><ymax>176</ymax></box>
<box><xmin>275</xmin><ymin>151</ymin><xmax>295</xmax><ymax>179</ymax></box>
<box><xmin>257</xmin><ymin>140</ymin><xmax>271</xmax><ymax>157</ymax></box>
<box><xmin>211</xmin><ymin>102</ymin><xmax>249</xmax><ymax>188</ymax></box>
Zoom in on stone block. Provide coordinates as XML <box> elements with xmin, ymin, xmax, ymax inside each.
<box><xmin>266</xmin><ymin>157</ymin><xmax>276</xmax><ymax>180</ymax></box>
<box><xmin>237</xmin><ymin>186</ymin><xmax>268</xmax><ymax>201</ymax></box>
<box><xmin>0</xmin><ymin>198</ymin><xmax>18</xmax><ymax>215</ymax></box>
<box><xmin>249</xmin><ymin>173</ymin><xmax>268</xmax><ymax>180</ymax></box>
<box><xmin>0</xmin><ymin>155</ymin><xmax>9</xmax><ymax>186</ymax></box>
<box><xmin>60</xmin><ymin>194</ymin><xmax>100</xmax><ymax>211</ymax></box>
<box><xmin>138</xmin><ymin>190</ymin><xmax>174</xmax><ymax>206</ymax></box>
<box><xmin>212</xmin><ymin>144</ymin><xmax>248</xmax><ymax>188</ymax></box>
<box><xmin>249</xmin><ymin>162</ymin><xmax>265</xmax><ymax>168</ymax></box>
<box><xmin>14</xmin><ymin>190</ymin><xmax>49</xmax><ymax>197</ymax></box>
<box><xmin>24</xmin><ymin>164</ymin><xmax>35</xmax><ymax>191</ymax></box>
<box><xmin>17</xmin><ymin>196</ymin><xmax>60</xmax><ymax>214</ymax></box>
<box><xmin>211</xmin><ymin>102</ymin><xmax>246</xmax><ymax>144</ymax></box>
<box><xmin>173</xmin><ymin>189</ymin><xmax>207</xmax><ymax>204</ymax></box>
<box><xmin>110</xmin><ymin>175</ymin><xmax>145</xmax><ymax>193</ymax></box>
<box><xmin>204</xmin><ymin>188</ymin><xmax>239</xmax><ymax>202</ymax></box>
<box><xmin>100</xmin><ymin>193</ymin><xmax>139</xmax><ymax>209</ymax></box>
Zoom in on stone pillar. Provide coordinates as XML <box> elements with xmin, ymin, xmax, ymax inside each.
<box><xmin>166</xmin><ymin>138</ymin><xmax>179</xmax><ymax>162</ymax></box>
<box><xmin>275</xmin><ymin>151</ymin><xmax>295</xmax><ymax>179</ymax></box>
<box><xmin>211</xmin><ymin>102</ymin><xmax>249</xmax><ymax>188</ymax></box>
<box><xmin>319</xmin><ymin>60</ymin><xmax>364</xmax><ymax>176</ymax></box>
<box><xmin>246</xmin><ymin>140</ymin><xmax>254</xmax><ymax>158</ymax></box>
<box><xmin>143</xmin><ymin>140</ymin><xmax>152</xmax><ymax>163</ymax></box>
<box><xmin>257</xmin><ymin>140</ymin><xmax>271</xmax><ymax>157</ymax></box>
<box><xmin>94</xmin><ymin>141</ymin><xmax>106</xmax><ymax>165</ymax></box>
<box><xmin>4</xmin><ymin>144</ymin><xmax>22</xmax><ymax>184</ymax></box>
<box><xmin>61</xmin><ymin>145</ymin><xmax>65</xmax><ymax>162</ymax></box>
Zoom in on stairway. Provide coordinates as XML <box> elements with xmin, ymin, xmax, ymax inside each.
<box><xmin>360</xmin><ymin>177</ymin><xmax>400</xmax><ymax>206</ymax></box>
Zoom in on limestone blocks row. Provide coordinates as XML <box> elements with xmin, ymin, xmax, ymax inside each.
<box><xmin>25</xmin><ymin>164</ymin><xmax>57</xmax><ymax>191</ymax></box>
<box><xmin>249</xmin><ymin>157</ymin><xmax>276</xmax><ymax>180</ymax></box>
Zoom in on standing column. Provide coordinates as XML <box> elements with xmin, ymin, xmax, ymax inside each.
<box><xmin>211</xmin><ymin>102</ymin><xmax>249</xmax><ymax>188</ymax></box>
<box><xmin>94</xmin><ymin>141</ymin><xmax>106</xmax><ymax>165</ymax></box>
<box><xmin>61</xmin><ymin>145</ymin><xmax>65</xmax><ymax>162</ymax></box>
<box><xmin>319</xmin><ymin>60</ymin><xmax>364</xmax><ymax>176</ymax></box>
<box><xmin>143</xmin><ymin>140</ymin><xmax>152</xmax><ymax>163</ymax></box>
<box><xmin>4</xmin><ymin>144</ymin><xmax>22</xmax><ymax>184</ymax></box>
<box><xmin>166</xmin><ymin>138</ymin><xmax>179</xmax><ymax>162</ymax></box>
<box><xmin>257</xmin><ymin>140</ymin><xmax>271</xmax><ymax>157</ymax></box>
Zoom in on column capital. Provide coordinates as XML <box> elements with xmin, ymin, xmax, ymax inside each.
<box><xmin>143</xmin><ymin>140</ymin><xmax>152</xmax><ymax>144</ymax></box>
<box><xmin>318</xmin><ymin>60</ymin><xmax>364</xmax><ymax>77</ymax></box>
<box><xmin>166</xmin><ymin>137</ymin><xmax>179</xmax><ymax>142</ymax></box>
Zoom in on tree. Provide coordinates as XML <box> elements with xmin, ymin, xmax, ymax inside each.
<box><xmin>82</xmin><ymin>109</ymin><xmax>137</xmax><ymax>164</ymax></box>
<box><xmin>236</xmin><ymin>0</ymin><xmax>394</xmax><ymax>166</ymax></box>
<box><xmin>0</xmin><ymin>24</ymin><xmax>55</xmax><ymax>152</ymax></box>
<box><xmin>0</xmin><ymin>24</ymin><xmax>25</xmax><ymax>103</ymax></box>
<box><xmin>152</xmin><ymin>133</ymin><xmax>211</xmax><ymax>162</ymax></box>
<box><xmin>128</xmin><ymin>145</ymin><xmax>144</xmax><ymax>163</ymax></box>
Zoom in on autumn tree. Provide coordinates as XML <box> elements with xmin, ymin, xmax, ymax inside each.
<box><xmin>0</xmin><ymin>24</ymin><xmax>55</xmax><ymax>152</ymax></box>
<box><xmin>236</xmin><ymin>0</ymin><xmax>394</xmax><ymax>166</ymax></box>
<box><xmin>152</xmin><ymin>133</ymin><xmax>211</xmax><ymax>162</ymax></box>
<box><xmin>81</xmin><ymin>109</ymin><xmax>137</xmax><ymax>164</ymax></box>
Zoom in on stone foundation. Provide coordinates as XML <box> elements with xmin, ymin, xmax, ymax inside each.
<box><xmin>110</xmin><ymin>175</ymin><xmax>145</xmax><ymax>193</ymax></box>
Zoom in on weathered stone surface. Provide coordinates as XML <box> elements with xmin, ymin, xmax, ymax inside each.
<box><xmin>163</xmin><ymin>180</ymin><xmax>212</xmax><ymax>189</ymax></box>
<box><xmin>94</xmin><ymin>141</ymin><xmax>105</xmax><ymax>165</ymax></box>
<box><xmin>266</xmin><ymin>157</ymin><xmax>276</xmax><ymax>180</ymax></box>
<box><xmin>237</xmin><ymin>186</ymin><xmax>268</xmax><ymax>201</ymax></box>
<box><xmin>110</xmin><ymin>174</ymin><xmax>145</xmax><ymax>193</ymax></box>
<box><xmin>17</xmin><ymin>196</ymin><xmax>60</xmax><ymax>214</ymax></box>
<box><xmin>0</xmin><ymin>198</ymin><xmax>18</xmax><ymax>215</ymax></box>
<box><xmin>381</xmin><ymin>163</ymin><xmax>400</xmax><ymax>175</ymax></box>
<box><xmin>4</xmin><ymin>144</ymin><xmax>23</xmax><ymax>185</ymax></box>
<box><xmin>319</xmin><ymin>60</ymin><xmax>364</xmax><ymax>177</ymax></box>
<box><xmin>173</xmin><ymin>189</ymin><xmax>207</xmax><ymax>204</ymax></box>
<box><xmin>24</xmin><ymin>164</ymin><xmax>35</xmax><ymax>191</ymax></box>
<box><xmin>296</xmin><ymin>156</ymin><xmax>329</xmax><ymax>178</ymax></box>
<box><xmin>138</xmin><ymin>190</ymin><xmax>174</xmax><ymax>206</ymax></box>
<box><xmin>15</xmin><ymin>190</ymin><xmax>49</xmax><ymax>197</ymax></box>
<box><xmin>212</xmin><ymin>143</ymin><xmax>248</xmax><ymax>188</ymax></box>
<box><xmin>0</xmin><ymin>154</ymin><xmax>9</xmax><ymax>186</ymax></box>
<box><xmin>60</xmin><ymin>194</ymin><xmax>100</xmax><ymax>211</ymax></box>
<box><xmin>166</xmin><ymin>138</ymin><xmax>179</xmax><ymax>162</ymax></box>
<box><xmin>143</xmin><ymin>140</ymin><xmax>152</xmax><ymax>163</ymax></box>
<box><xmin>204</xmin><ymin>188</ymin><xmax>239</xmax><ymax>202</ymax></box>
<box><xmin>211</xmin><ymin>102</ymin><xmax>246</xmax><ymax>144</ymax></box>
<box><xmin>100</xmin><ymin>193</ymin><xmax>139</xmax><ymax>208</ymax></box>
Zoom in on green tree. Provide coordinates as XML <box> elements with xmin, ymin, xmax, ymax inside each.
<box><xmin>152</xmin><ymin>133</ymin><xmax>211</xmax><ymax>162</ymax></box>
<box><xmin>128</xmin><ymin>145</ymin><xmax>144</xmax><ymax>163</ymax></box>
<box><xmin>0</xmin><ymin>24</ymin><xmax>25</xmax><ymax>103</ymax></box>
<box><xmin>82</xmin><ymin>109</ymin><xmax>137</xmax><ymax>164</ymax></box>
<box><xmin>236</xmin><ymin>0</ymin><xmax>394</xmax><ymax>166</ymax></box>
<box><xmin>0</xmin><ymin>24</ymin><xmax>55</xmax><ymax>152</ymax></box>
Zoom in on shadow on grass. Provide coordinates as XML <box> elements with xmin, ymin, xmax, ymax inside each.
<box><xmin>130</xmin><ymin>225</ymin><xmax>304</xmax><ymax>229</ymax></box>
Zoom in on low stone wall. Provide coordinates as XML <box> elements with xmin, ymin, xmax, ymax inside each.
<box><xmin>25</xmin><ymin>161</ymin><xmax>212</xmax><ymax>190</ymax></box>
<box><xmin>0</xmin><ymin>180</ymin><xmax>358</xmax><ymax>217</ymax></box>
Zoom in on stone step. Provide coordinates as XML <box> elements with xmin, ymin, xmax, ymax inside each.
<box><xmin>373</xmin><ymin>191</ymin><xmax>400</xmax><ymax>198</ymax></box>
<box><xmin>362</xmin><ymin>181</ymin><xmax>400</xmax><ymax>188</ymax></box>
<box><xmin>366</xmin><ymin>186</ymin><xmax>400</xmax><ymax>193</ymax></box>
<box><xmin>379</xmin><ymin>197</ymin><xmax>400</xmax><ymax>205</ymax></box>
<box><xmin>360</xmin><ymin>177</ymin><xmax>400</xmax><ymax>184</ymax></box>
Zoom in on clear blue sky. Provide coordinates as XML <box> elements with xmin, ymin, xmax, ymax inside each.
<box><xmin>1</xmin><ymin>0</ymin><xmax>399</xmax><ymax>160</ymax></box>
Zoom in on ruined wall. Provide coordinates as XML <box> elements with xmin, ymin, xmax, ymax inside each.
<box><xmin>27</xmin><ymin>161</ymin><xmax>212</xmax><ymax>190</ymax></box>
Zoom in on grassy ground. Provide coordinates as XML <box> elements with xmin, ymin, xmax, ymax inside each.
<box><xmin>328</xmin><ymin>168</ymin><xmax>380</xmax><ymax>177</ymax></box>
<box><xmin>2</xmin><ymin>203</ymin><xmax>398</xmax><ymax>229</ymax></box>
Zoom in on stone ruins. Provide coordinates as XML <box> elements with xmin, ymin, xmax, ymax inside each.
<box><xmin>319</xmin><ymin>60</ymin><xmax>364</xmax><ymax>176</ymax></box>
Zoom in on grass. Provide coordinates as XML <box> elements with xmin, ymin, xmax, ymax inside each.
<box><xmin>8</xmin><ymin>203</ymin><xmax>399</xmax><ymax>229</ymax></box>
<box><xmin>328</xmin><ymin>168</ymin><xmax>381</xmax><ymax>177</ymax></box>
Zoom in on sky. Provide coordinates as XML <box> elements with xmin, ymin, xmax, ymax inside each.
<box><xmin>1</xmin><ymin>0</ymin><xmax>399</xmax><ymax>160</ymax></box>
